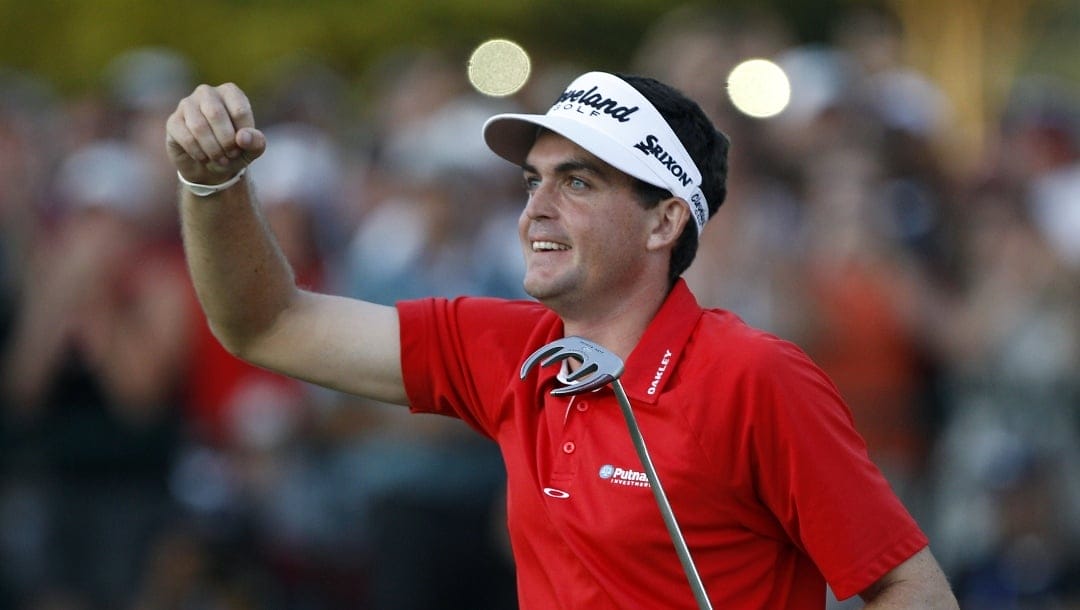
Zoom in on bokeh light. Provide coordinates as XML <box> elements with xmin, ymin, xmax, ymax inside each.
<box><xmin>726</xmin><ymin>58</ymin><xmax>792</xmax><ymax>118</ymax></box>
<box><xmin>467</xmin><ymin>38</ymin><xmax>531</xmax><ymax>97</ymax></box>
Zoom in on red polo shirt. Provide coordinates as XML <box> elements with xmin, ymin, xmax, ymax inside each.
<box><xmin>398</xmin><ymin>279</ymin><xmax>927</xmax><ymax>609</ymax></box>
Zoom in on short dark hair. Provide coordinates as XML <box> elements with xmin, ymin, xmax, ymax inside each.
<box><xmin>618</xmin><ymin>73</ymin><xmax>730</xmax><ymax>286</ymax></box>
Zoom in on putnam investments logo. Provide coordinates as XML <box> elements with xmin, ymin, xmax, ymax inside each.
<box><xmin>598</xmin><ymin>464</ymin><xmax>651</xmax><ymax>489</ymax></box>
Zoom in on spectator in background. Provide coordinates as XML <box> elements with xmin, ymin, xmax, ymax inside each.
<box><xmin>1005</xmin><ymin>75</ymin><xmax>1080</xmax><ymax>268</ymax></box>
<box><xmin>795</xmin><ymin>139</ymin><xmax>934</xmax><ymax>498</ymax></box>
<box><xmin>0</xmin><ymin>139</ymin><xmax>193</xmax><ymax>609</ymax></box>
<box><xmin>926</xmin><ymin>174</ymin><xmax>1080</xmax><ymax>605</ymax></box>
<box><xmin>327</xmin><ymin>51</ymin><xmax>519</xmax><ymax>610</ymax></box>
<box><xmin>0</xmin><ymin>70</ymin><xmax>58</xmax><ymax>345</ymax></box>
<box><xmin>0</xmin><ymin>68</ymin><xmax>63</xmax><ymax>610</ymax></box>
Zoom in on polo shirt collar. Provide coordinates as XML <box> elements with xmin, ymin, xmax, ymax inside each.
<box><xmin>622</xmin><ymin>278</ymin><xmax>703</xmax><ymax>404</ymax></box>
<box><xmin>529</xmin><ymin>279</ymin><xmax>703</xmax><ymax>405</ymax></box>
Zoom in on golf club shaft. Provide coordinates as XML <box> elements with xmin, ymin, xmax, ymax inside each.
<box><xmin>611</xmin><ymin>380</ymin><xmax>713</xmax><ymax>610</ymax></box>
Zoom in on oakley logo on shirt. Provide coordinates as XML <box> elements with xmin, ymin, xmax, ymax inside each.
<box><xmin>543</xmin><ymin>487</ymin><xmax>571</xmax><ymax>499</ymax></box>
<box><xmin>647</xmin><ymin>349</ymin><xmax>674</xmax><ymax>395</ymax></box>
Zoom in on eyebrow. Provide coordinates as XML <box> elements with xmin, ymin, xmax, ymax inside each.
<box><xmin>522</xmin><ymin>157</ymin><xmax>607</xmax><ymax>178</ymax></box>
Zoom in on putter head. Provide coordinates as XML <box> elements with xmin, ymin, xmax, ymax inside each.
<box><xmin>519</xmin><ymin>336</ymin><xmax>625</xmax><ymax>396</ymax></box>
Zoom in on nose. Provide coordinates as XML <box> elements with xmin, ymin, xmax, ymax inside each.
<box><xmin>523</xmin><ymin>180</ymin><xmax>557</xmax><ymax>220</ymax></box>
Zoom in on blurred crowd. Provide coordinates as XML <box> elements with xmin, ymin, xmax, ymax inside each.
<box><xmin>1</xmin><ymin>5</ymin><xmax>1078</xmax><ymax>610</ymax></box>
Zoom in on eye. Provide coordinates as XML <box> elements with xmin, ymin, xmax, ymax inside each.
<box><xmin>568</xmin><ymin>176</ymin><xmax>588</xmax><ymax>190</ymax></box>
<box><xmin>523</xmin><ymin>175</ymin><xmax>540</xmax><ymax>193</ymax></box>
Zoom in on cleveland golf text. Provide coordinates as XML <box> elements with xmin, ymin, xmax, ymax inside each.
<box><xmin>552</xmin><ymin>86</ymin><xmax>639</xmax><ymax>122</ymax></box>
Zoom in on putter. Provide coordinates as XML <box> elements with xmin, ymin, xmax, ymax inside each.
<box><xmin>520</xmin><ymin>337</ymin><xmax>713</xmax><ymax>610</ymax></box>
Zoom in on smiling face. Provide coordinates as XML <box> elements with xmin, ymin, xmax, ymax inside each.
<box><xmin>518</xmin><ymin>131</ymin><xmax>668</xmax><ymax>318</ymax></box>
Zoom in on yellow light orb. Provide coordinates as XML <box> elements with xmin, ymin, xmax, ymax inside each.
<box><xmin>727</xmin><ymin>59</ymin><xmax>791</xmax><ymax>119</ymax></box>
<box><xmin>468</xmin><ymin>39</ymin><xmax>531</xmax><ymax>97</ymax></box>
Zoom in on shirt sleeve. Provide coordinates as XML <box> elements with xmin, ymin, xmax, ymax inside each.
<box><xmin>396</xmin><ymin>296</ymin><xmax>549</xmax><ymax>439</ymax></box>
<box><xmin>743</xmin><ymin>336</ymin><xmax>929</xmax><ymax>600</ymax></box>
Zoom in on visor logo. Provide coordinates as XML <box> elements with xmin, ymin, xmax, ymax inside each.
<box><xmin>553</xmin><ymin>85</ymin><xmax>639</xmax><ymax>123</ymax></box>
<box><xmin>634</xmin><ymin>135</ymin><xmax>694</xmax><ymax>187</ymax></box>
<box><xmin>689</xmin><ymin>192</ymin><xmax>707</xmax><ymax>228</ymax></box>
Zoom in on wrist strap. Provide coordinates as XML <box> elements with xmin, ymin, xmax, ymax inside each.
<box><xmin>177</xmin><ymin>167</ymin><xmax>247</xmax><ymax>197</ymax></box>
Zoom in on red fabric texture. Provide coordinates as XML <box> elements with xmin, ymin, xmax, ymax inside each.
<box><xmin>397</xmin><ymin>280</ymin><xmax>927</xmax><ymax>609</ymax></box>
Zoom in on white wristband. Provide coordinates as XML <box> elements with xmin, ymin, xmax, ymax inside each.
<box><xmin>177</xmin><ymin>166</ymin><xmax>247</xmax><ymax>197</ymax></box>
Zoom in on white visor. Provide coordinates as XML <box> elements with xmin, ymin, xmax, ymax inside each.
<box><xmin>483</xmin><ymin>71</ymin><xmax>709</xmax><ymax>234</ymax></box>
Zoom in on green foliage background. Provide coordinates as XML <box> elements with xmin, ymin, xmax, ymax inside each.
<box><xmin>0</xmin><ymin>0</ymin><xmax>687</xmax><ymax>95</ymax></box>
<box><xmin>0</xmin><ymin>0</ymin><xmax>1075</xmax><ymax>100</ymax></box>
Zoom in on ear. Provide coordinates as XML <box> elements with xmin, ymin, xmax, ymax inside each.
<box><xmin>646</xmin><ymin>197</ymin><xmax>691</xmax><ymax>251</ymax></box>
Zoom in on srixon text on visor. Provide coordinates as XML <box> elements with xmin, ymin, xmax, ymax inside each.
<box><xmin>633</xmin><ymin>135</ymin><xmax>695</xmax><ymax>188</ymax></box>
<box><xmin>553</xmin><ymin>86</ymin><xmax>639</xmax><ymax>123</ymax></box>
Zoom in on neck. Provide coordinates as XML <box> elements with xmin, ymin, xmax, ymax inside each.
<box><xmin>556</xmin><ymin>278</ymin><xmax>673</xmax><ymax>362</ymax></box>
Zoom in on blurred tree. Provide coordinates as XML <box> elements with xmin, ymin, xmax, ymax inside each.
<box><xmin>889</xmin><ymin>0</ymin><xmax>1038</xmax><ymax>172</ymax></box>
<box><xmin>0</xmin><ymin>0</ymin><xmax>676</xmax><ymax>94</ymax></box>
<box><xmin>0</xmin><ymin>0</ymin><xmax>1074</xmax><ymax>177</ymax></box>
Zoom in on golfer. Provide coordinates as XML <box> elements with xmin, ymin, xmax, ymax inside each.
<box><xmin>166</xmin><ymin>71</ymin><xmax>959</xmax><ymax>609</ymax></box>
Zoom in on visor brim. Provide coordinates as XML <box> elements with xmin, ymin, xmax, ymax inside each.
<box><xmin>482</xmin><ymin>113</ymin><xmax>671</xmax><ymax>193</ymax></box>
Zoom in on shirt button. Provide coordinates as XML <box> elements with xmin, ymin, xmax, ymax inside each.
<box><xmin>576</xmin><ymin>401</ymin><xmax>589</xmax><ymax>412</ymax></box>
<box><xmin>562</xmin><ymin>441</ymin><xmax>576</xmax><ymax>454</ymax></box>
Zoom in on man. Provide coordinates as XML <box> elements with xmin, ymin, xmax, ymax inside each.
<box><xmin>166</xmin><ymin>71</ymin><xmax>959</xmax><ymax>608</ymax></box>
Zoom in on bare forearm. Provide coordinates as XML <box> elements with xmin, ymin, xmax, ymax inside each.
<box><xmin>167</xmin><ymin>83</ymin><xmax>407</xmax><ymax>403</ymax></box>
<box><xmin>180</xmin><ymin>178</ymin><xmax>297</xmax><ymax>354</ymax></box>
<box><xmin>861</xmin><ymin>548</ymin><xmax>959</xmax><ymax>609</ymax></box>
<box><xmin>862</xmin><ymin>585</ymin><xmax>959</xmax><ymax>609</ymax></box>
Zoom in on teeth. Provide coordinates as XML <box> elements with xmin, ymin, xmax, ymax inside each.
<box><xmin>532</xmin><ymin>241</ymin><xmax>570</xmax><ymax>252</ymax></box>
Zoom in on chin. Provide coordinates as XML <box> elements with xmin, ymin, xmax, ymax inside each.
<box><xmin>522</xmin><ymin>280</ymin><xmax>549</xmax><ymax>301</ymax></box>
<box><xmin>523</xmin><ymin>276</ymin><xmax>562</xmax><ymax>303</ymax></box>
<box><xmin>523</xmin><ymin>263</ymin><xmax>586</xmax><ymax>303</ymax></box>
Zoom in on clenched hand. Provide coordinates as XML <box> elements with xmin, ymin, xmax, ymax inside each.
<box><xmin>165</xmin><ymin>83</ymin><xmax>267</xmax><ymax>185</ymax></box>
